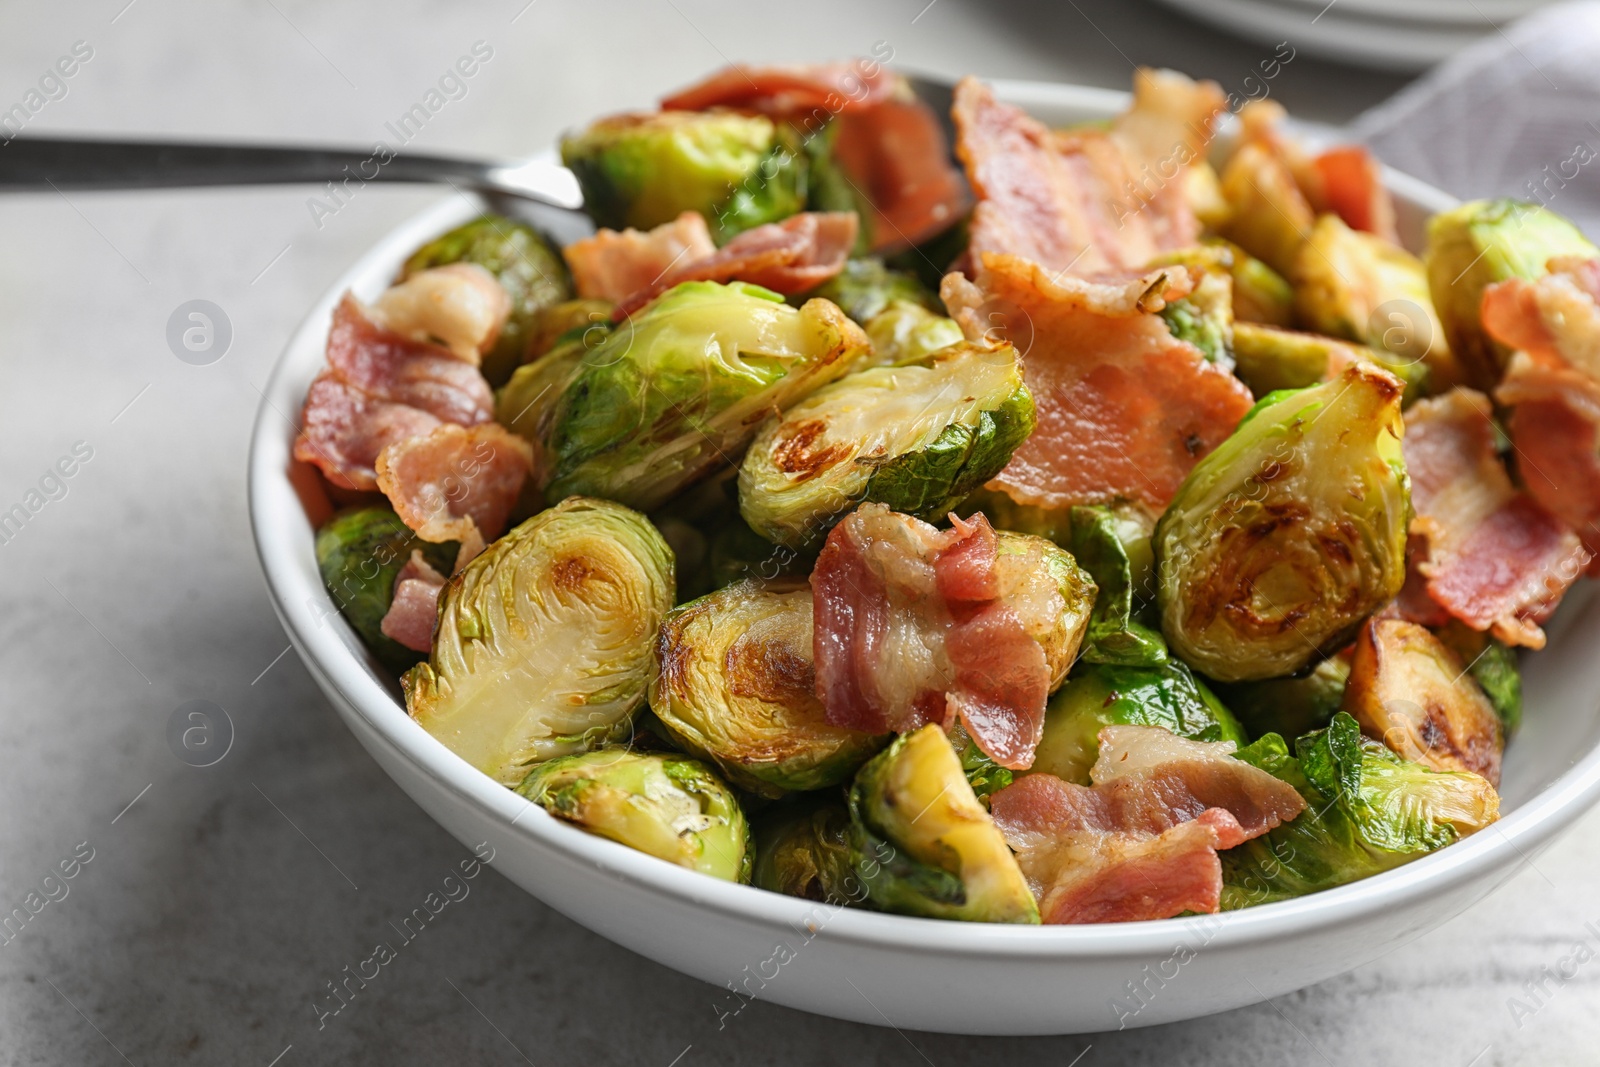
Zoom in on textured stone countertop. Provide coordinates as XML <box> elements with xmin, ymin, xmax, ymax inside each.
<box><xmin>2</xmin><ymin>2</ymin><xmax>1595</xmax><ymax>1064</ymax></box>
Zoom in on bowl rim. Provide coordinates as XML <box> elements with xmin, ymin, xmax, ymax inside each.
<box><xmin>249</xmin><ymin>77</ymin><xmax>1600</xmax><ymax>960</ymax></box>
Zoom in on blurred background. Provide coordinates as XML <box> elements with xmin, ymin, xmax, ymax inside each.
<box><xmin>1</xmin><ymin>1</ymin><xmax>1595</xmax><ymax>1064</ymax></box>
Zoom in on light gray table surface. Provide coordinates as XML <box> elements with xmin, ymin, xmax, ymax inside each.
<box><xmin>3</xmin><ymin>1</ymin><xmax>1596</xmax><ymax>1064</ymax></box>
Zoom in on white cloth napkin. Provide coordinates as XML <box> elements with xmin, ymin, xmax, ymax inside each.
<box><xmin>1351</xmin><ymin>1</ymin><xmax>1600</xmax><ymax>236</ymax></box>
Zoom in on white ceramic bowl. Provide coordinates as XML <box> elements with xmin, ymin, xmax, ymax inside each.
<box><xmin>248</xmin><ymin>81</ymin><xmax>1600</xmax><ymax>1035</ymax></box>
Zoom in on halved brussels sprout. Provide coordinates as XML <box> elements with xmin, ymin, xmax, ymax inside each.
<box><xmin>1069</xmin><ymin>504</ymin><xmax>1164</xmax><ymax>667</ymax></box>
<box><xmin>1186</xmin><ymin>161</ymin><xmax>1233</xmax><ymax>231</ymax></box>
<box><xmin>315</xmin><ymin>507</ymin><xmax>458</xmax><ymax>674</ymax></box>
<box><xmin>996</xmin><ymin>530</ymin><xmax>1098</xmax><ymax>690</ymax></box>
<box><xmin>401</xmin><ymin>216</ymin><xmax>573</xmax><ymax>386</ymax></box>
<box><xmin>650</xmin><ymin>578</ymin><xmax>886</xmax><ymax>795</ymax></box>
<box><xmin>1219</xmin><ymin>141</ymin><xmax>1315</xmax><ymax>276</ymax></box>
<box><xmin>524</xmin><ymin>298</ymin><xmax>614</xmax><ymax>363</ymax></box>
<box><xmin>803</xmin><ymin>257</ymin><xmax>943</xmax><ymax>325</ymax></box>
<box><xmin>1292</xmin><ymin>214</ymin><xmax>1449</xmax><ymax>384</ymax></box>
<box><xmin>1213</xmin><ymin>655</ymin><xmax>1350</xmax><ymax>741</ymax></box>
<box><xmin>739</xmin><ymin>339</ymin><xmax>1034</xmax><ymax>547</ymax></box>
<box><xmin>496</xmin><ymin>336</ymin><xmax>590</xmax><ymax>464</ymax></box>
<box><xmin>1435</xmin><ymin>622</ymin><xmax>1522</xmax><ymax>736</ymax></box>
<box><xmin>752</xmin><ymin>799</ymin><xmax>861</xmax><ymax>904</ymax></box>
<box><xmin>561</xmin><ymin>110</ymin><xmax>785</xmax><ymax>236</ymax></box>
<box><xmin>848</xmin><ymin>724</ymin><xmax>1040</xmax><ymax>923</ymax></box>
<box><xmin>1344</xmin><ymin>618</ymin><xmax>1504</xmax><ymax>786</ymax></box>
<box><xmin>1425</xmin><ymin>198</ymin><xmax>1598</xmax><ymax>389</ymax></box>
<box><xmin>1205</xmin><ymin>238</ymin><xmax>1294</xmax><ymax>326</ymax></box>
<box><xmin>1153</xmin><ymin>363</ymin><xmax>1410</xmax><ymax>682</ymax></box>
<box><xmin>1231</xmin><ymin>322</ymin><xmax>1427</xmax><ymax>404</ymax></box>
<box><xmin>1221</xmin><ymin>712</ymin><xmax>1499</xmax><ymax>907</ymax></box>
<box><xmin>545</xmin><ymin>281</ymin><xmax>871</xmax><ymax>511</ymax></box>
<box><xmin>1028</xmin><ymin>660</ymin><xmax>1247</xmax><ymax>785</ymax></box>
<box><xmin>518</xmin><ymin>749</ymin><xmax>750</xmax><ymax>882</ymax></box>
<box><xmin>404</xmin><ymin>497</ymin><xmax>674</xmax><ymax>785</ymax></box>
<box><xmin>863</xmin><ymin>300</ymin><xmax>965</xmax><ymax>367</ymax></box>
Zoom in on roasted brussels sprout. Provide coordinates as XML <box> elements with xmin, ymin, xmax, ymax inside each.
<box><xmin>1344</xmin><ymin>618</ymin><xmax>1504</xmax><ymax>786</ymax></box>
<box><xmin>524</xmin><ymin>298</ymin><xmax>614</xmax><ymax>363</ymax></box>
<box><xmin>650</xmin><ymin>578</ymin><xmax>886</xmax><ymax>795</ymax></box>
<box><xmin>803</xmin><ymin>257</ymin><xmax>943</xmax><ymax>325</ymax></box>
<box><xmin>1069</xmin><ymin>504</ymin><xmax>1164</xmax><ymax>667</ymax></box>
<box><xmin>496</xmin><ymin>336</ymin><xmax>589</xmax><ymax>465</ymax></box>
<box><xmin>1153</xmin><ymin>363</ymin><xmax>1410</xmax><ymax>682</ymax></box>
<box><xmin>1425</xmin><ymin>198</ymin><xmax>1598</xmax><ymax>389</ymax></box>
<box><xmin>401</xmin><ymin>216</ymin><xmax>573</xmax><ymax>386</ymax></box>
<box><xmin>561</xmin><ymin>110</ymin><xmax>789</xmax><ymax>237</ymax></box>
<box><xmin>1212</xmin><ymin>655</ymin><xmax>1350</xmax><ymax>741</ymax></box>
<box><xmin>315</xmin><ymin>508</ymin><xmax>458</xmax><ymax>674</ymax></box>
<box><xmin>1221</xmin><ymin>713</ymin><xmax>1498</xmax><ymax>907</ymax></box>
<box><xmin>1206</xmin><ymin>238</ymin><xmax>1294</xmax><ymax>326</ymax></box>
<box><xmin>518</xmin><ymin>749</ymin><xmax>751</xmax><ymax>882</ymax></box>
<box><xmin>862</xmin><ymin>301</ymin><xmax>965</xmax><ymax>366</ymax></box>
<box><xmin>997</xmin><ymin>530</ymin><xmax>1098</xmax><ymax>690</ymax></box>
<box><xmin>544</xmin><ymin>281</ymin><xmax>871</xmax><ymax>511</ymax></box>
<box><xmin>848</xmin><ymin>725</ymin><xmax>1039</xmax><ymax>923</ymax></box>
<box><xmin>1435</xmin><ymin>622</ymin><xmax>1522</xmax><ymax>736</ymax></box>
<box><xmin>739</xmin><ymin>339</ymin><xmax>1034</xmax><ymax>547</ymax></box>
<box><xmin>1219</xmin><ymin>141</ymin><xmax>1315</xmax><ymax>276</ymax></box>
<box><xmin>752</xmin><ymin>800</ymin><xmax>861</xmax><ymax>904</ymax></box>
<box><xmin>404</xmin><ymin>497</ymin><xmax>674</xmax><ymax>785</ymax></box>
<box><xmin>1292</xmin><ymin>214</ymin><xmax>1449</xmax><ymax>383</ymax></box>
<box><xmin>1028</xmin><ymin>660</ymin><xmax>1247</xmax><ymax>785</ymax></box>
<box><xmin>1231</xmin><ymin>322</ymin><xmax>1427</xmax><ymax>404</ymax></box>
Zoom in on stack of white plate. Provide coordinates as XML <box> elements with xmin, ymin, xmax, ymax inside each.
<box><xmin>1152</xmin><ymin>0</ymin><xmax>1554</xmax><ymax>70</ymax></box>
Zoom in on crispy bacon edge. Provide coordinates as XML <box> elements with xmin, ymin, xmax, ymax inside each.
<box><xmin>990</xmin><ymin>726</ymin><xmax>1305</xmax><ymax>924</ymax></box>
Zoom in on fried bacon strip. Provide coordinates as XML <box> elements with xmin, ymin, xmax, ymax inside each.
<box><xmin>952</xmin><ymin>72</ymin><xmax>1223</xmax><ymax>278</ymax></box>
<box><xmin>990</xmin><ymin>726</ymin><xmax>1305</xmax><ymax>924</ymax></box>
<box><xmin>661</xmin><ymin>61</ymin><xmax>895</xmax><ymax>116</ymax></box>
<box><xmin>810</xmin><ymin>504</ymin><xmax>1057</xmax><ymax>769</ymax></box>
<box><xmin>612</xmin><ymin>212</ymin><xmax>858</xmax><ymax>317</ymax></box>
<box><xmin>1483</xmin><ymin>257</ymin><xmax>1600</xmax><ymax>571</ymax></box>
<box><xmin>380</xmin><ymin>551</ymin><xmax>448</xmax><ymax>653</ymax></box>
<box><xmin>563</xmin><ymin>211</ymin><xmax>718</xmax><ymax>303</ymax></box>
<box><xmin>294</xmin><ymin>295</ymin><xmax>494</xmax><ymax>491</ymax></box>
<box><xmin>942</xmin><ymin>253</ymin><xmax>1253</xmax><ymax>516</ymax></box>
<box><xmin>375</xmin><ymin>422</ymin><xmax>533</xmax><ymax>551</ymax></box>
<box><xmin>1401</xmin><ymin>388</ymin><xmax>1584</xmax><ymax>648</ymax></box>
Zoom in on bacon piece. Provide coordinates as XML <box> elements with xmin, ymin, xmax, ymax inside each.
<box><xmin>376</xmin><ymin>422</ymin><xmax>534</xmax><ymax>548</ymax></box>
<box><xmin>1313</xmin><ymin>146</ymin><xmax>1398</xmax><ymax>244</ymax></box>
<box><xmin>991</xmin><ymin>726</ymin><xmax>1305</xmax><ymax>924</ymax></box>
<box><xmin>294</xmin><ymin>296</ymin><xmax>493</xmax><ymax>491</ymax></box>
<box><xmin>1401</xmin><ymin>389</ymin><xmax>1585</xmax><ymax>648</ymax></box>
<box><xmin>810</xmin><ymin>504</ymin><xmax>1053</xmax><ymax>769</ymax></box>
<box><xmin>942</xmin><ymin>253</ymin><xmax>1254</xmax><ymax>516</ymax></box>
<box><xmin>953</xmin><ymin>72</ymin><xmax>1221</xmax><ymax>278</ymax></box>
<box><xmin>830</xmin><ymin>98</ymin><xmax>971</xmax><ymax>253</ymax></box>
<box><xmin>613</xmin><ymin>212</ymin><xmax>858</xmax><ymax>318</ymax></box>
<box><xmin>661</xmin><ymin>61</ymin><xmax>894</xmax><ymax>116</ymax></box>
<box><xmin>294</xmin><ymin>378</ymin><xmax>443</xmax><ymax>492</ymax></box>
<box><xmin>1484</xmin><ymin>259</ymin><xmax>1600</xmax><ymax>569</ymax></box>
<box><xmin>563</xmin><ymin>211</ymin><xmax>717</xmax><ymax>303</ymax></box>
<box><xmin>380</xmin><ymin>551</ymin><xmax>448</xmax><ymax>653</ymax></box>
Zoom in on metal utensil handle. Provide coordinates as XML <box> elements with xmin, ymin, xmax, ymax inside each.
<box><xmin>0</xmin><ymin>137</ymin><xmax>490</xmax><ymax>192</ymax></box>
